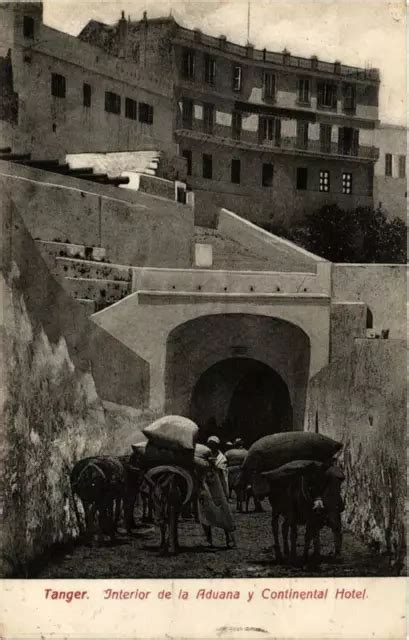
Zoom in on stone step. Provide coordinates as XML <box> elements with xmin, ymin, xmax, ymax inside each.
<box><xmin>55</xmin><ymin>257</ymin><xmax>132</xmax><ymax>282</ymax></box>
<box><xmin>35</xmin><ymin>240</ymin><xmax>107</xmax><ymax>271</ymax></box>
<box><xmin>63</xmin><ymin>276</ymin><xmax>131</xmax><ymax>307</ymax></box>
<box><xmin>77</xmin><ymin>298</ymin><xmax>96</xmax><ymax>315</ymax></box>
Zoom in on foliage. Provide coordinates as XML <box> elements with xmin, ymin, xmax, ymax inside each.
<box><xmin>263</xmin><ymin>205</ymin><xmax>407</xmax><ymax>263</ymax></box>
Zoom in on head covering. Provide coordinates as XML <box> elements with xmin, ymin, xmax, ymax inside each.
<box><xmin>207</xmin><ymin>435</ymin><xmax>221</xmax><ymax>446</ymax></box>
<box><xmin>233</xmin><ymin>437</ymin><xmax>244</xmax><ymax>447</ymax></box>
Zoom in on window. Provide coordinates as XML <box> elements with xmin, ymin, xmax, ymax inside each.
<box><xmin>182</xmin><ymin>48</ymin><xmax>195</xmax><ymax>80</ymax></box>
<box><xmin>232</xmin><ymin>111</ymin><xmax>242</xmax><ymax>140</ymax></box>
<box><xmin>182</xmin><ymin>98</ymin><xmax>193</xmax><ymax>129</ymax></box>
<box><xmin>23</xmin><ymin>15</ymin><xmax>34</xmax><ymax>38</ymax></box>
<box><xmin>182</xmin><ymin>149</ymin><xmax>192</xmax><ymax>176</ymax></box>
<box><xmin>296</xmin><ymin>167</ymin><xmax>308</xmax><ymax>190</ymax></box>
<box><xmin>231</xmin><ymin>159</ymin><xmax>241</xmax><ymax>184</ymax></box>
<box><xmin>399</xmin><ymin>155</ymin><xmax>406</xmax><ymax>178</ymax></box>
<box><xmin>204</xmin><ymin>55</ymin><xmax>216</xmax><ymax>85</ymax></box>
<box><xmin>385</xmin><ymin>153</ymin><xmax>392</xmax><ymax>176</ymax></box>
<box><xmin>83</xmin><ymin>83</ymin><xmax>91</xmax><ymax>108</ymax></box>
<box><xmin>297</xmin><ymin>120</ymin><xmax>309</xmax><ymax>150</ymax></box>
<box><xmin>319</xmin><ymin>170</ymin><xmax>330</xmax><ymax>192</ymax></box>
<box><xmin>132</xmin><ymin>44</ymin><xmax>140</xmax><ymax>63</ymax></box>
<box><xmin>317</xmin><ymin>82</ymin><xmax>337</xmax><ymax>108</ymax></box>
<box><xmin>259</xmin><ymin>117</ymin><xmax>281</xmax><ymax>145</ymax></box>
<box><xmin>297</xmin><ymin>77</ymin><xmax>310</xmax><ymax>104</ymax></box>
<box><xmin>203</xmin><ymin>103</ymin><xmax>214</xmax><ymax>134</ymax></box>
<box><xmin>105</xmin><ymin>91</ymin><xmax>121</xmax><ymax>114</ymax></box>
<box><xmin>343</xmin><ymin>84</ymin><xmax>356</xmax><ymax>111</ymax></box>
<box><xmin>342</xmin><ymin>172</ymin><xmax>353</xmax><ymax>195</ymax></box>
<box><xmin>51</xmin><ymin>73</ymin><xmax>66</xmax><ymax>98</ymax></box>
<box><xmin>338</xmin><ymin>127</ymin><xmax>359</xmax><ymax>155</ymax></box>
<box><xmin>202</xmin><ymin>153</ymin><xmax>212</xmax><ymax>179</ymax></box>
<box><xmin>232</xmin><ymin>65</ymin><xmax>242</xmax><ymax>92</ymax></box>
<box><xmin>263</xmin><ymin>72</ymin><xmax>276</xmax><ymax>99</ymax></box>
<box><xmin>139</xmin><ymin>102</ymin><xmax>153</xmax><ymax>124</ymax></box>
<box><xmin>262</xmin><ymin>163</ymin><xmax>274</xmax><ymax>187</ymax></box>
<box><xmin>125</xmin><ymin>97</ymin><xmax>137</xmax><ymax>120</ymax></box>
<box><xmin>320</xmin><ymin>124</ymin><xmax>332</xmax><ymax>153</ymax></box>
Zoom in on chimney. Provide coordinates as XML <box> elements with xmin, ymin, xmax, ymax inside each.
<box><xmin>311</xmin><ymin>55</ymin><xmax>318</xmax><ymax>70</ymax></box>
<box><xmin>219</xmin><ymin>34</ymin><xmax>227</xmax><ymax>49</ymax></box>
<box><xmin>194</xmin><ymin>28</ymin><xmax>202</xmax><ymax>42</ymax></box>
<box><xmin>118</xmin><ymin>10</ymin><xmax>128</xmax><ymax>58</ymax></box>
<box><xmin>282</xmin><ymin>48</ymin><xmax>290</xmax><ymax>64</ymax></box>
<box><xmin>246</xmin><ymin>42</ymin><xmax>254</xmax><ymax>59</ymax></box>
<box><xmin>334</xmin><ymin>60</ymin><xmax>342</xmax><ymax>74</ymax></box>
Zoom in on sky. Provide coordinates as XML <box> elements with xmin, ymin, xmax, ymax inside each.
<box><xmin>43</xmin><ymin>0</ymin><xmax>407</xmax><ymax>126</ymax></box>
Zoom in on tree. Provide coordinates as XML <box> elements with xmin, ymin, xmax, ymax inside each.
<box><xmin>263</xmin><ymin>205</ymin><xmax>407</xmax><ymax>263</ymax></box>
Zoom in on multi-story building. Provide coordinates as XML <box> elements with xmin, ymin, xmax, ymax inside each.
<box><xmin>1</xmin><ymin>4</ymin><xmax>381</xmax><ymax>227</ymax></box>
<box><xmin>80</xmin><ymin>11</ymin><xmax>381</xmax><ymax>227</ymax></box>
<box><xmin>0</xmin><ymin>3</ymin><xmax>177</xmax><ymax>163</ymax></box>
<box><xmin>374</xmin><ymin>124</ymin><xmax>407</xmax><ymax>221</ymax></box>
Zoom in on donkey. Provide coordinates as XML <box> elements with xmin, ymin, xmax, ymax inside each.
<box><xmin>144</xmin><ymin>465</ymin><xmax>194</xmax><ymax>555</ymax></box>
<box><xmin>70</xmin><ymin>456</ymin><xmax>127</xmax><ymax>542</ymax></box>
<box><xmin>269</xmin><ymin>463</ymin><xmax>344</xmax><ymax>564</ymax></box>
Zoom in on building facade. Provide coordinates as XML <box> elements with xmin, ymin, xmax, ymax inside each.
<box><xmin>80</xmin><ymin>11</ymin><xmax>381</xmax><ymax>227</ymax></box>
<box><xmin>1</xmin><ymin>4</ymin><xmax>382</xmax><ymax>227</ymax></box>
<box><xmin>374</xmin><ymin>124</ymin><xmax>407</xmax><ymax>221</ymax></box>
<box><xmin>0</xmin><ymin>3</ymin><xmax>177</xmax><ymax>162</ymax></box>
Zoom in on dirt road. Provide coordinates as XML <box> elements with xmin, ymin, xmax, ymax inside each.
<box><xmin>36</xmin><ymin>505</ymin><xmax>394</xmax><ymax>579</ymax></box>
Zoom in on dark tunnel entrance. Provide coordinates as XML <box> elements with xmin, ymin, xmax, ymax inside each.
<box><xmin>189</xmin><ymin>358</ymin><xmax>293</xmax><ymax>447</ymax></box>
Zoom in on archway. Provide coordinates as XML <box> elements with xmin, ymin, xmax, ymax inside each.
<box><xmin>165</xmin><ymin>313</ymin><xmax>310</xmax><ymax>431</ymax></box>
<box><xmin>189</xmin><ymin>358</ymin><xmax>293</xmax><ymax>446</ymax></box>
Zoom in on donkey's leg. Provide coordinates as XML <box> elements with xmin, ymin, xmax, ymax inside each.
<box><xmin>282</xmin><ymin>519</ymin><xmax>290</xmax><ymax>558</ymax></box>
<box><xmin>271</xmin><ymin>513</ymin><xmax>282</xmax><ymax>561</ymax></box>
<box><xmin>303</xmin><ymin>523</ymin><xmax>313</xmax><ymax>562</ymax></box>
<box><xmin>289</xmin><ymin>523</ymin><xmax>298</xmax><ymax>563</ymax></box>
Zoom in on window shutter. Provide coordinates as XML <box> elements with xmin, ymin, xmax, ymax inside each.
<box><xmin>338</xmin><ymin>127</ymin><xmax>345</xmax><ymax>154</ymax></box>
<box><xmin>332</xmin><ymin>85</ymin><xmax>337</xmax><ymax>108</ymax></box>
<box><xmin>317</xmin><ymin>83</ymin><xmax>324</xmax><ymax>105</ymax></box>
<box><xmin>352</xmin><ymin>129</ymin><xmax>359</xmax><ymax>155</ymax></box>
<box><xmin>275</xmin><ymin>119</ymin><xmax>281</xmax><ymax>145</ymax></box>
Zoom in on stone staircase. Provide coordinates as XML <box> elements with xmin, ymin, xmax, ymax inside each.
<box><xmin>35</xmin><ymin>240</ymin><xmax>133</xmax><ymax>314</ymax></box>
<box><xmin>194</xmin><ymin>226</ymin><xmax>275</xmax><ymax>271</ymax></box>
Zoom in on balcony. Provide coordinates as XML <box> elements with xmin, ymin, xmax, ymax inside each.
<box><xmin>174</xmin><ymin>25</ymin><xmax>380</xmax><ymax>83</ymax></box>
<box><xmin>174</xmin><ymin>128</ymin><xmax>379</xmax><ymax>161</ymax></box>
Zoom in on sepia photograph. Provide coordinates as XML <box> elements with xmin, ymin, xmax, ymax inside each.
<box><xmin>0</xmin><ymin>0</ymin><xmax>406</xmax><ymax>590</ymax></box>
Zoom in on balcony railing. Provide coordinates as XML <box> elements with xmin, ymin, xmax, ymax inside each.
<box><xmin>175</xmin><ymin>25</ymin><xmax>380</xmax><ymax>82</ymax></box>
<box><xmin>175</xmin><ymin>127</ymin><xmax>379</xmax><ymax>160</ymax></box>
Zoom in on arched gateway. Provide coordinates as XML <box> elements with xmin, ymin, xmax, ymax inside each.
<box><xmin>165</xmin><ymin>313</ymin><xmax>310</xmax><ymax>435</ymax></box>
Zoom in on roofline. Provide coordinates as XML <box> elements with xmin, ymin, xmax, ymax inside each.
<box><xmin>79</xmin><ymin>13</ymin><xmax>379</xmax><ymax>81</ymax></box>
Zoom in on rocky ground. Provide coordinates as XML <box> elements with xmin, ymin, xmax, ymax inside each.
<box><xmin>36</xmin><ymin>501</ymin><xmax>394</xmax><ymax>579</ymax></box>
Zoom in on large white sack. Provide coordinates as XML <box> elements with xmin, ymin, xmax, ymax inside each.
<box><xmin>243</xmin><ymin>432</ymin><xmax>342</xmax><ymax>474</ymax></box>
<box><xmin>225</xmin><ymin>448</ymin><xmax>247</xmax><ymax>467</ymax></box>
<box><xmin>142</xmin><ymin>415</ymin><xmax>199</xmax><ymax>451</ymax></box>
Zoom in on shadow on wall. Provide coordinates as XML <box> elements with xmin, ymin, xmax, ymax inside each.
<box><xmin>305</xmin><ymin>339</ymin><xmax>406</xmax><ymax>573</ymax></box>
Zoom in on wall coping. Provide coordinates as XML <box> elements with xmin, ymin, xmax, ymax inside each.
<box><xmin>135</xmin><ymin>290</ymin><xmax>330</xmax><ymax>304</ymax></box>
<box><xmin>334</xmin><ymin>263</ymin><xmax>407</xmax><ymax>267</ymax></box>
<box><xmin>132</xmin><ymin>266</ymin><xmax>318</xmax><ymax>276</ymax></box>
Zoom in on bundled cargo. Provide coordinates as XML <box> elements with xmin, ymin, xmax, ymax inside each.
<box><xmin>243</xmin><ymin>432</ymin><xmax>342</xmax><ymax>474</ymax></box>
<box><xmin>132</xmin><ymin>441</ymin><xmax>194</xmax><ymax>470</ymax></box>
<box><xmin>142</xmin><ymin>415</ymin><xmax>199</xmax><ymax>452</ymax></box>
<box><xmin>225</xmin><ymin>448</ymin><xmax>247</xmax><ymax>467</ymax></box>
<box><xmin>261</xmin><ymin>459</ymin><xmax>325</xmax><ymax>482</ymax></box>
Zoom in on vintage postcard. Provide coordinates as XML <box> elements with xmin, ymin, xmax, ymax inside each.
<box><xmin>0</xmin><ymin>0</ymin><xmax>407</xmax><ymax>638</ymax></box>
